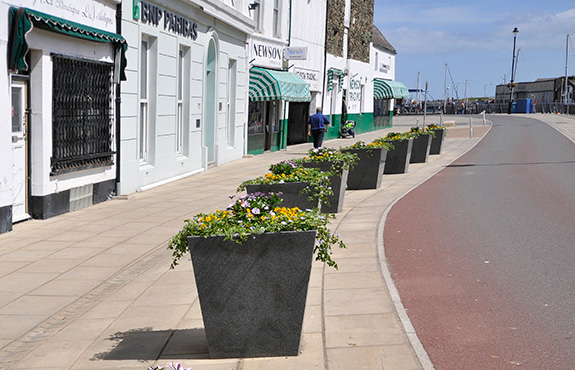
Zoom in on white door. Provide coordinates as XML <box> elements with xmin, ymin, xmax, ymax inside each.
<box><xmin>11</xmin><ymin>80</ymin><xmax>29</xmax><ymax>222</ymax></box>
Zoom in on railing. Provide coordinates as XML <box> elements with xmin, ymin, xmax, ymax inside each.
<box><xmin>399</xmin><ymin>102</ymin><xmax>575</xmax><ymax>116</ymax></box>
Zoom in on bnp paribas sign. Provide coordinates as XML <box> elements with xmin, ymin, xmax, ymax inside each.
<box><xmin>133</xmin><ymin>0</ymin><xmax>198</xmax><ymax>40</ymax></box>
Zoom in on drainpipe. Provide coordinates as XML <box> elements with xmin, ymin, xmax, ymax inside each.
<box><xmin>115</xmin><ymin>3</ymin><xmax>122</xmax><ymax>195</ymax></box>
<box><xmin>288</xmin><ymin>0</ymin><xmax>292</xmax><ymax>47</ymax></box>
<box><xmin>321</xmin><ymin>0</ymin><xmax>328</xmax><ymax>111</ymax></box>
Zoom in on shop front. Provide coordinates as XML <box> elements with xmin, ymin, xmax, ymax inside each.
<box><xmin>373</xmin><ymin>78</ymin><xmax>410</xmax><ymax>126</ymax></box>
<box><xmin>4</xmin><ymin>2</ymin><xmax>127</xmax><ymax>223</ymax></box>
<box><xmin>247</xmin><ymin>67</ymin><xmax>311</xmax><ymax>155</ymax></box>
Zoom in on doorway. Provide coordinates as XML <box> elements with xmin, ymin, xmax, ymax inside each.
<box><xmin>11</xmin><ymin>79</ymin><xmax>29</xmax><ymax>222</ymax></box>
<box><xmin>205</xmin><ymin>38</ymin><xmax>217</xmax><ymax>166</ymax></box>
<box><xmin>287</xmin><ymin>102</ymin><xmax>309</xmax><ymax>145</ymax></box>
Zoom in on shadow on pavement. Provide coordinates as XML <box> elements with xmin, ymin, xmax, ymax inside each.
<box><xmin>91</xmin><ymin>327</ymin><xmax>209</xmax><ymax>361</ymax></box>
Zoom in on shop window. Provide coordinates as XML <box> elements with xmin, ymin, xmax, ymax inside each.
<box><xmin>374</xmin><ymin>98</ymin><xmax>390</xmax><ymax>127</ymax></box>
<box><xmin>51</xmin><ymin>55</ymin><xmax>114</xmax><ymax>175</ymax></box>
<box><xmin>248</xmin><ymin>101</ymin><xmax>264</xmax><ymax>135</ymax></box>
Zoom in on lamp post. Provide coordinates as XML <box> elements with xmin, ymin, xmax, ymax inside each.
<box><xmin>508</xmin><ymin>27</ymin><xmax>519</xmax><ymax>114</ymax></box>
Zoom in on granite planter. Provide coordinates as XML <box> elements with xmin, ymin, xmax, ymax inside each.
<box><xmin>302</xmin><ymin>161</ymin><xmax>348</xmax><ymax>213</ymax></box>
<box><xmin>429</xmin><ymin>129</ymin><xmax>446</xmax><ymax>155</ymax></box>
<box><xmin>246</xmin><ymin>182</ymin><xmax>318</xmax><ymax>210</ymax></box>
<box><xmin>342</xmin><ymin>148</ymin><xmax>386</xmax><ymax>190</ymax></box>
<box><xmin>383</xmin><ymin>139</ymin><xmax>413</xmax><ymax>174</ymax></box>
<box><xmin>188</xmin><ymin>230</ymin><xmax>316</xmax><ymax>358</ymax></box>
<box><xmin>409</xmin><ymin>134</ymin><xmax>432</xmax><ymax>163</ymax></box>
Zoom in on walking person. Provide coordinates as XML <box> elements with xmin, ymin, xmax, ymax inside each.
<box><xmin>308</xmin><ymin>107</ymin><xmax>330</xmax><ymax>148</ymax></box>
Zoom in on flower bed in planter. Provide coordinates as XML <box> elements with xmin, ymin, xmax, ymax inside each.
<box><xmin>237</xmin><ymin>160</ymin><xmax>331</xmax><ymax>211</ymax></box>
<box><xmin>295</xmin><ymin>148</ymin><xmax>358</xmax><ymax>213</ymax></box>
<box><xmin>188</xmin><ymin>230</ymin><xmax>316</xmax><ymax>358</ymax></box>
<box><xmin>427</xmin><ymin>124</ymin><xmax>447</xmax><ymax>155</ymax></box>
<box><xmin>341</xmin><ymin>141</ymin><xmax>391</xmax><ymax>189</ymax></box>
<box><xmin>168</xmin><ymin>193</ymin><xmax>346</xmax><ymax>358</ymax></box>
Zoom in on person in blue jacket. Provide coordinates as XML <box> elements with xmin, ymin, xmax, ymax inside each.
<box><xmin>308</xmin><ymin>107</ymin><xmax>330</xmax><ymax>148</ymax></box>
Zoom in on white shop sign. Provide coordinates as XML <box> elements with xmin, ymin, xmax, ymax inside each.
<box><xmin>21</xmin><ymin>0</ymin><xmax>117</xmax><ymax>32</ymax></box>
<box><xmin>251</xmin><ymin>40</ymin><xmax>284</xmax><ymax>69</ymax></box>
<box><xmin>294</xmin><ymin>68</ymin><xmax>319</xmax><ymax>91</ymax></box>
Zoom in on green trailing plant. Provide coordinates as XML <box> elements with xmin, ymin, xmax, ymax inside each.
<box><xmin>168</xmin><ymin>192</ymin><xmax>346</xmax><ymax>269</ymax></box>
<box><xmin>237</xmin><ymin>160</ymin><xmax>333</xmax><ymax>206</ymax></box>
<box><xmin>293</xmin><ymin>147</ymin><xmax>359</xmax><ymax>173</ymax></box>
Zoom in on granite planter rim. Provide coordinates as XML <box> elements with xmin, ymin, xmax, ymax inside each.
<box><xmin>188</xmin><ymin>230</ymin><xmax>316</xmax><ymax>358</ymax></box>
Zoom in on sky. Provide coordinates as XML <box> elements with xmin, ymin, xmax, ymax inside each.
<box><xmin>374</xmin><ymin>0</ymin><xmax>575</xmax><ymax>101</ymax></box>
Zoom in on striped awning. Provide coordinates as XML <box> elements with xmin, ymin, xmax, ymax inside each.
<box><xmin>249</xmin><ymin>67</ymin><xmax>311</xmax><ymax>102</ymax></box>
<box><xmin>8</xmin><ymin>7</ymin><xmax>127</xmax><ymax>80</ymax></box>
<box><xmin>373</xmin><ymin>79</ymin><xmax>410</xmax><ymax>99</ymax></box>
<box><xmin>327</xmin><ymin>68</ymin><xmax>345</xmax><ymax>91</ymax></box>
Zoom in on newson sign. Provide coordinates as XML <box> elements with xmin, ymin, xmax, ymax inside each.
<box><xmin>251</xmin><ymin>40</ymin><xmax>284</xmax><ymax>68</ymax></box>
<box><xmin>133</xmin><ymin>0</ymin><xmax>198</xmax><ymax>40</ymax></box>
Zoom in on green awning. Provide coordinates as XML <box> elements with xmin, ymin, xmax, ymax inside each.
<box><xmin>327</xmin><ymin>68</ymin><xmax>345</xmax><ymax>91</ymax></box>
<box><xmin>249</xmin><ymin>67</ymin><xmax>311</xmax><ymax>102</ymax></box>
<box><xmin>8</xmin><ymin>7</ymin><xmax>128</xmax><ymax>81</ymax></box>
<box><xmin>374</xmin><ymin>79</ymin><xmax>410</xmax><ymax>99</ymax></box>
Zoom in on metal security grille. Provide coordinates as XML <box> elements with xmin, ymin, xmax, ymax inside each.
<box><xmin>51</xmin><ymin>55</ymin><xmax>114</xmax><ymax>174</ymax></box>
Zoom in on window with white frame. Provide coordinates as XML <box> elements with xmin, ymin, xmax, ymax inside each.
<box><xmin>273</xmin><ymin>0</ymin><xmax>281</xmax><ymax>37</ymax></box>
<box><xmin>177</xmin><ymin>45</ymin><xmax>190</xmax><ymax>155</ymax></box>
<box><xmin>227</xmin><ymin>59</ymin><xmax>237</xmax><ymax>147</ymax></box>
<box><xmin>140</xmin><ymin>36</ymin><xmax>150</xmax><ymax>162</ymax></box>
<box><xmin>252</xmin><ymin>1</ymin><xmax>262</xmax><ymax>32</ymax></box>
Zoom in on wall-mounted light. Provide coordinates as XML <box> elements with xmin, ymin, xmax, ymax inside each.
<box><xmin>248</xmin><ymin>2</ymin><xmax>260</xmax><ymax>10</ymax></box>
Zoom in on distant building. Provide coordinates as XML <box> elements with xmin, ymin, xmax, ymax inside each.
<box><xmin>495</xmin><ymin>77</ymin><xmax>575</xmax><ymax>105</ymax></box>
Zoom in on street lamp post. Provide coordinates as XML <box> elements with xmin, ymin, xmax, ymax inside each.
<box><xmin>508</xmin><ymin>27</ymin><xmax>519</xmax><ymax>114</ymax></box>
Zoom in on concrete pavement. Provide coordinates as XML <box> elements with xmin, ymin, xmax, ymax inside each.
<box><xmin>0</xmin><ymin>114</ymin><xmax>508</xmax><ymax>370</ymax></box>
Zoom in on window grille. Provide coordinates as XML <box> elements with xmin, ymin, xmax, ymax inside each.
<box><xmin>51</xmin><ymin>55</ymin><xmax>114</xmax><ymax>174</ymax></box>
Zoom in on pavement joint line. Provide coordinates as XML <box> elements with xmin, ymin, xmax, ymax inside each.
<box><xmin>0</xmin><ymin>238</ymin><xmax>173</xmax><ymax>364</ymax></box>
<box><xmin>376</xmin><ymin>124</ymin><xmax>493</xmax><ymax>370</ymax></box>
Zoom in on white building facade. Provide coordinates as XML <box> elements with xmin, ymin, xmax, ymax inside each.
<box><xmin>118</xmin><ymin>0</ymin><xmax>254</xmax><ymax>194</ymax></box>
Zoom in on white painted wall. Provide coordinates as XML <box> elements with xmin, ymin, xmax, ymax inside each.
<box><xmin>289</xmin><ymin>0</ymin><xmax>327</xmax><ymax>113</ymax></box>
<box><xmin>371</xmin><ymin>46</ymin><xmax>396</xmax><ymax>81</ymax></box>
<box><xmin>119</xmin><ymin>0</ymin><xmax>252</xmax><ymax>194</ymax></box>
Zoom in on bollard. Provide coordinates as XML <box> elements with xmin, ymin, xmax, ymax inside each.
<box><xmin>469</xmin><ymin>117</ymin><xmax>473</xmax><ymax>138</ymax></box>
<box><xmin>482</xmin><ymin>110</ymin><xmax>486</xmax><ymax>125</ymax></box>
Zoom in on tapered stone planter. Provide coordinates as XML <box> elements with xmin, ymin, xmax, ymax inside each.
<box><xmin>383</xmin><ymin>139</ymin><xmax>413</xmax><ymax>174</ymax></box>
<box><xmin>429</xmin><ymin>129</ymin><xmax>446</xmax><ymax>155</ymax></box>
<box><xmin>409</xmin><ymin>134</ymin><xmax>432</xmax><ymax>163</ymax></box>
<box><xmin>302</xmin><ymin>161</ymin><xmax>348</xmax><ymax>213</ymax></box>
<box><xmin>342</xmin><ymin>148</ymin><xmax>386</xmax><ymax>190</ymax></box>
<box><xmin>188</xmin><ymin>230</ymin><xmax>316</xmax><ymax>358</ymax></box>
<box><xmin>246</xmin><ymin>182</ymin><xmax>318</xmax><ymax>210</ymax></box>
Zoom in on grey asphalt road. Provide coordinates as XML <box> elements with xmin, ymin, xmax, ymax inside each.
<box><xmin>385</xmin><ymin>115</ymin><xmax>575</xmax><ymax>369</ymax></box>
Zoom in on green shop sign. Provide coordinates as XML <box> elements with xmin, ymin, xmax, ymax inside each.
<box><xmin>133</xmin><ymin>0</ymin><xmax>198</xmax><ymax>40</ymax></box>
